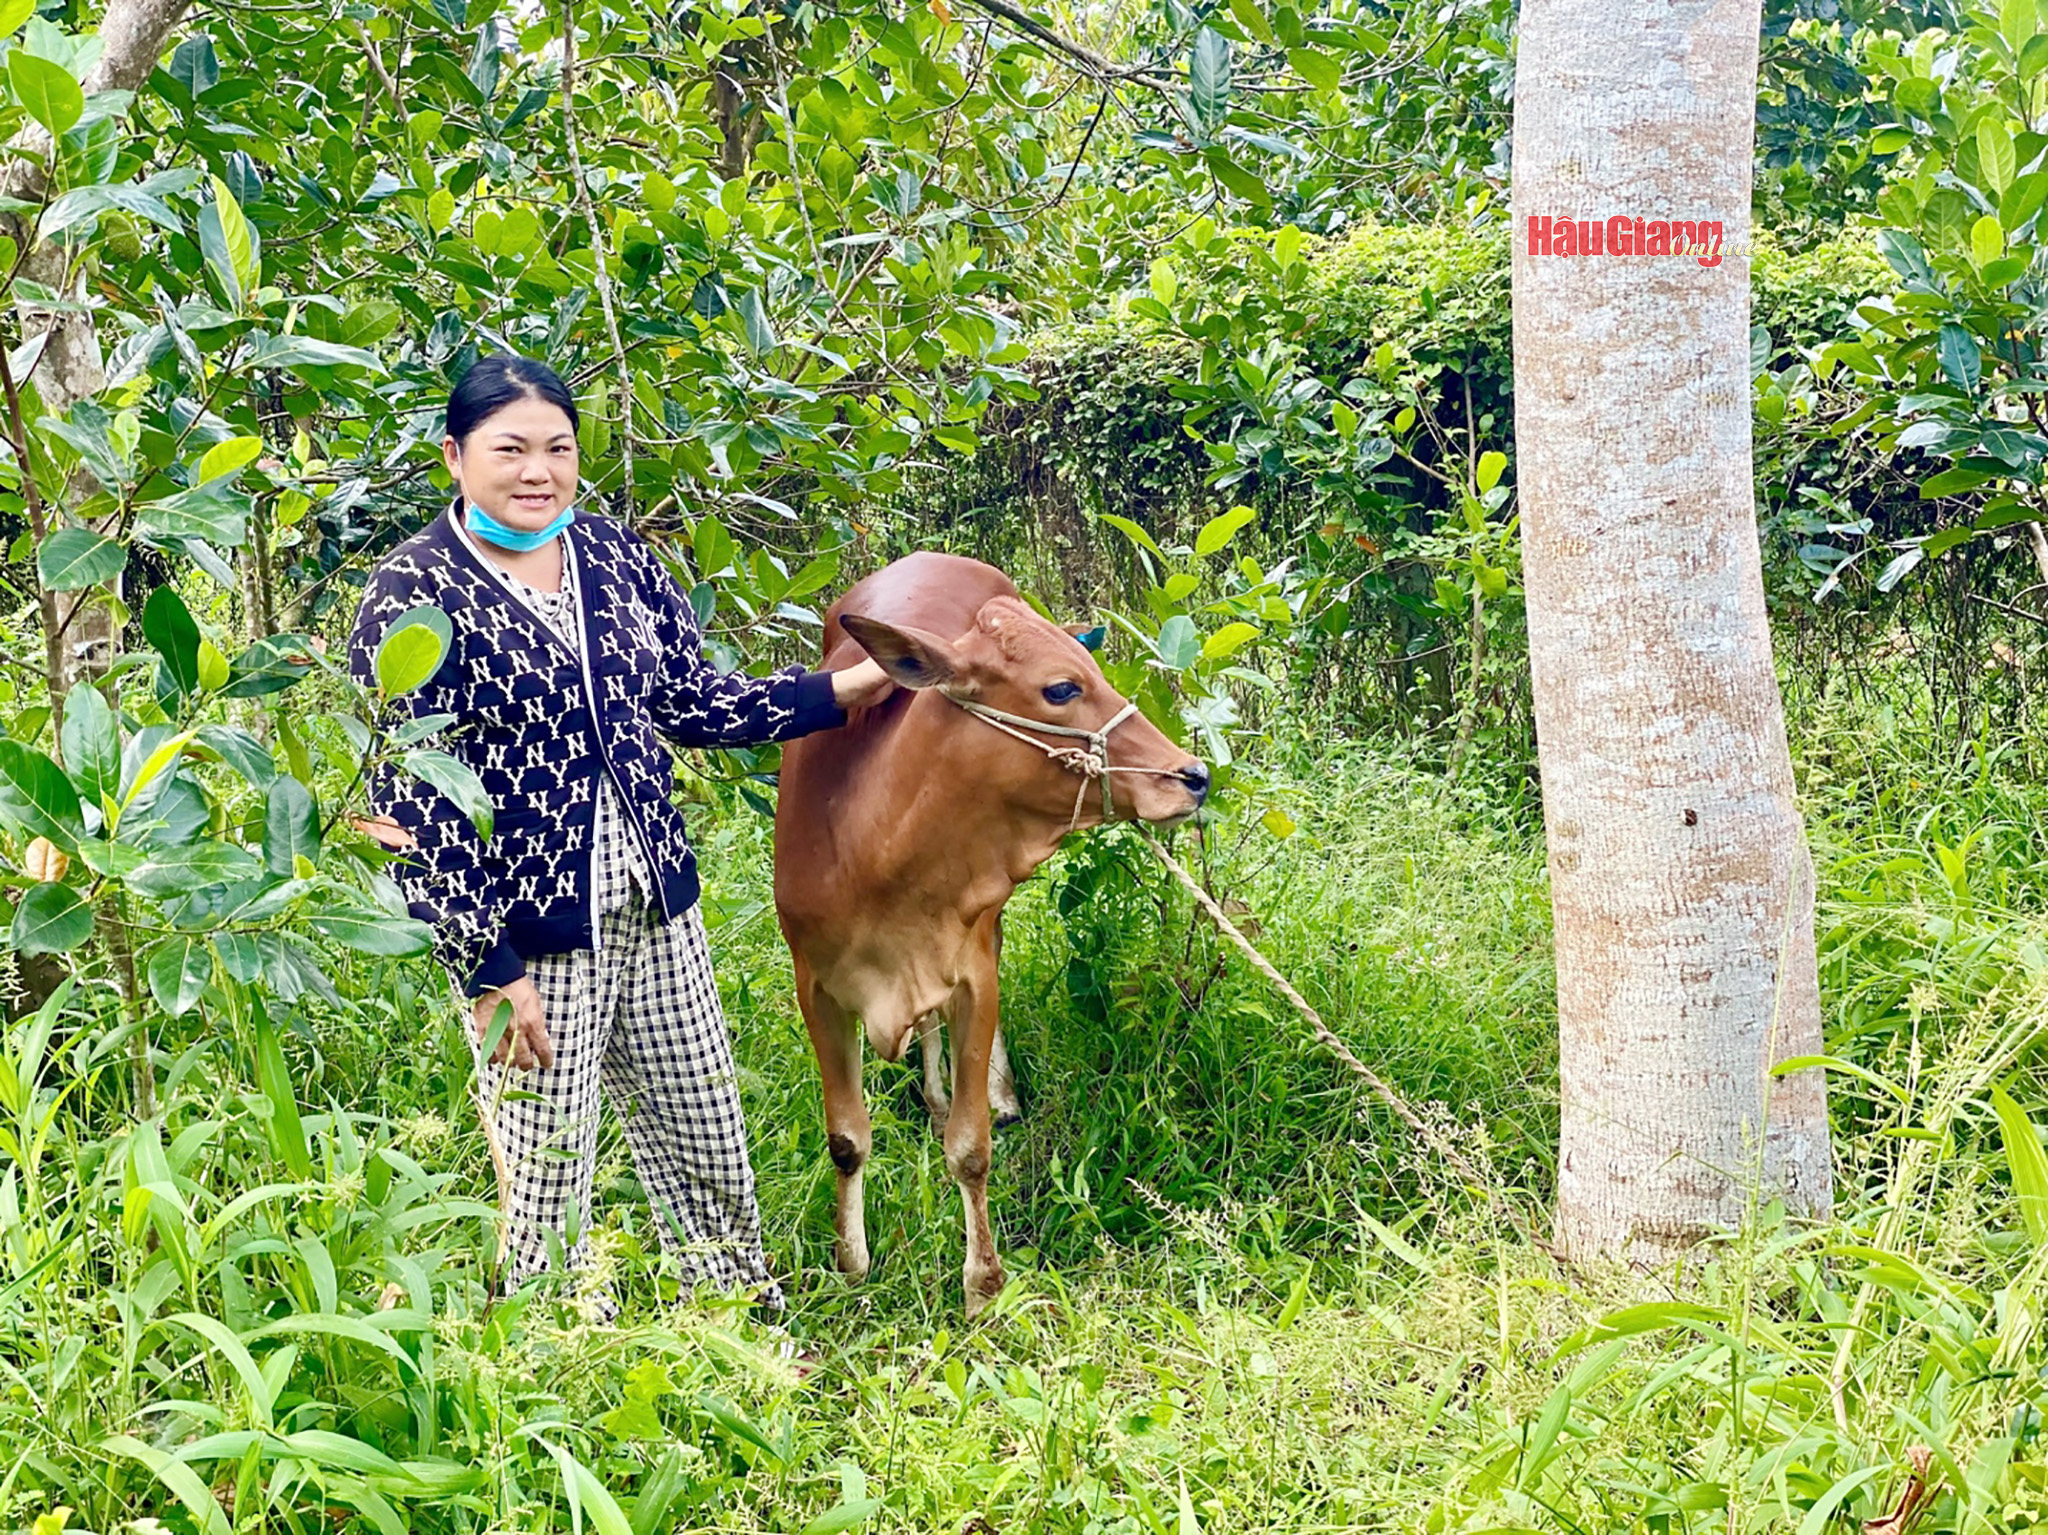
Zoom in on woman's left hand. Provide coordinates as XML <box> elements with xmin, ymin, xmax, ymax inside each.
<box><xmin>831</xmin><ymin>657</ymin><xmax>895</xmax><ymax>711</ymax></box>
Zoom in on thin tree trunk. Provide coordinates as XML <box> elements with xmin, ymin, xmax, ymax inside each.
<box><xmin>1512</xmin><ymin>0</ymin><xmax>1832</xmax><ymax>1262</ymax></box>
<box><xmin>6</xmin><ymin>0</ymin><xmax>198</xmax><ymax>718</ymax></box>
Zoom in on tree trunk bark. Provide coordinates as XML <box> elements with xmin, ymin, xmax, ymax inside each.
<box><xmin>9</xmin><ymin>0</ymin><xmax>197</xmax><ymax>720</ymax></box>
<box><xmin>1511</xmin><ymin>0</ymin><xmax>1832</xmax><ymax>1262</ymax></box>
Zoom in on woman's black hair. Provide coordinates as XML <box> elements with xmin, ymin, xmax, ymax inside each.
<box><xmin>445</xmin><ymin>354</ymin><xmax>580</xmax><ymax>444</ymax></box>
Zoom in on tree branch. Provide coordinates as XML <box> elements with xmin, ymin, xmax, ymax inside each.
<box><xmin>559</xmin><ymin>0</ymin><xmax>637</xmax><ymax>514</ymax></box>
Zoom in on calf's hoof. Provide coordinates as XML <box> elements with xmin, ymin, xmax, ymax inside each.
<box><xmin>962</xmin><ymin>1262</ymin><xmax>1007</xmax><ymax>1319</ymax></box>
<box><xmin>835</xmin><ymin>1240</ymin><xmax>871</xmax><ymax>1283</ymax></box>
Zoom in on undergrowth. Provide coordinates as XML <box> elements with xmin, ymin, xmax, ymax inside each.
<box><xmin>11</xmin><ymin>683</ymin><xmax>2048</xmax><ymax>1534</ymax></box>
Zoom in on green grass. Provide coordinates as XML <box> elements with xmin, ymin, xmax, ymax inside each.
<box><xmin>15</xmin><ymin>687</ymin><xmax>2048</xmax><ymax>1533</ymax></box>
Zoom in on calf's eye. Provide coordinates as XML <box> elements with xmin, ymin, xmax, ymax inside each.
<box><xmin>1043</xmin><ymin>681</ymin><xmax>1083</xmax><ymax>705</ymax></box>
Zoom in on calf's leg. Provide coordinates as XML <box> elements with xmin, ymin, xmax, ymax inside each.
<box><xmin>946</xmin><ymin>918</ymin><xmax>1007</xmax><ymax>1316</ymax></box>
<box><xmin>795</xmin><ymin>957</ymin><xmax>871</xmax><ymax>1281</ymax></box>
<box><xmin>917</xmin><ymin>1011</ymin><xmax>951</xmax><ymax>1134</ymax></box>
<box><xmin>987</xmin><ymin>915</ymin><xmax>1021</xmax><ymax>1126</ymax></box>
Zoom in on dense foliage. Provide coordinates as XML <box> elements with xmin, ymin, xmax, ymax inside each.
<box><xmin>3</xmin><ymin>0</ymin><xmax>2048</xmax><ymax>1529</ymax></box>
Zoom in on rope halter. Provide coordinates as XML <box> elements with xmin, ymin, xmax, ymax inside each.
<box><xmin>939</xmin><ymin>690</ymin><xmax>1185</xmax><ymax>833</ymax></box>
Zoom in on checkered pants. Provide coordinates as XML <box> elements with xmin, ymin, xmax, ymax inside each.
<box><xmin>474</xmin><ymin>789</ymin><xmax>782</xmax><ymax>1311</ymax></box>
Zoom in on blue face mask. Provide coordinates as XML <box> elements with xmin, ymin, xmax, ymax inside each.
<box><xmin>454</xmin><ymin>446</ymin><xmax>577</xmax><ymax>550</ymax></box>
<box><xmin>464</xmin><ymin>500</ymin><xmax>575</xmax><ymax>552</ymax></box>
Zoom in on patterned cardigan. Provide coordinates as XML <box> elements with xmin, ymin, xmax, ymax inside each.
<box><xmin>345</xmin><ymin>505</ymin><xmax>845</xmax><ymax>997</ymax></box>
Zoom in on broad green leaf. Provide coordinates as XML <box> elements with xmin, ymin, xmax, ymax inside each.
<box><xmin>36</xmin><ymin>526</ymin><xmax>124</xmax><ymax>590</ymax></box>
<box><xmin>1978</xmin><ymin>116</ymin><xmax>2016</xmax><ymax>196</ymax></box>
<box><xmin>264</xmin><ymin>775</ymin><xmax>320</xmax><ymax>877</ymax></box>
<box><xmin>242</xmin><ymin>332</ymin><xmax>382</xmax><ymax>375</ymax></box>
<box><xmin>196</xmin><ymin>724</ymin><xmax>275</xmax><ymax>786</ymax></box>
<box><xmin>1993</xmin><ymin>1085</ymin><xmax>2048</xmax><ymax>1247</ymax></box>
<box><xmin>1100</xmin><ymin>513</ymin><xmax>1166</xmax><ymax>562</ymax></box>
<box><xmin>11</xmin><ymin>881</ymin><xmax>90</xmax><ymax>954</ymax></box>
<box><xmin>737</xmin><ymin>287</ymin><xmax>777</xmax><ymax>355</ymax></box>
<box><xmin>146</xmin><ymin>935</ymin><xmax>211</xmax><ymax>1016</ymax></box>
<box><xmin>118</xmin><ymin>728</ymin><xmax>196</xmax><ymax>819</ymax></box>
<box><xmin>61</xmin><ymin>683</ymin><xmax>119</xmax><ymax>810</ymax></box>
<box><xmin>0</xmin><ymin>741</ymin><xmax>84</xmax><ymax>851</ymax></box>
<box><xmin>1154</xmin><ymin>614</ymin><xmax>1201</xmax><ymax>670</ymax></box>
<box><xmin>0</xmin><ymin>0</ymin><xmax>33</xmax><ymax>36</ymax></box>
<box><xmin>375</xmin><ymin>605</ymin><xmax>453</xmax><ymax>697</ymax></box>
<box><xmin>143</xmin><ymin>586</ymin><xmax>202</xmax><ymax>696</ymax></box>
<box><xmin>307</xmin><ymin>906</ymin><xmax>434</xmax><ymax>956</ymax></box>
<box><xmin>9</xmin><ymin>50</ymin><xmax>81</xmax><ymax>135</ymax></box>
<box><xmin>196</xmin><ymin>639</ymin><xmax>230</xmax><ymax>693</ymax></box>
<box><xmin>1972</xmin><ymin>213</ymin><xmax>2005</xmax><ymax>269</ymax></box>
<box><xmin>195</xmin><ymin>434</ymin><xmax>262</xmax><ymax>484</ymax></box>
<box><xmin>1937</xmin><ymin>322</ymin><xmax>1981</xmax><ymax>393</ymax></box>
<box><xmin>1476</xmin><ymin>450</ymin><xmax>1508</xmax><ymax>493</ymax></box>
<box><xmin>1149</xmin><ymin>257</ymin><xmax>1177</xmax><ymax>307</ymax></box>
<box><xmin>1189</xmin><ymin>27</ymin><xmax>1231</xmax><ymax>139</ymax></box>
<box><xmin>1289</xmin><ymin>46</ymin><xmax>1341</xmax><ymax>90</ymax></box>
<box><xmin>1194</xmin><ymin>504</ymin><xmax>1256</xmax><ymax>557</ymax></box>
<box><xmin>167</xmin><ymin>33</ymin><xmax>218</xmax><ymax>97</ymax></box>
<box><xmin>467</xmin><ymin>20</ymin><xmax>502</xmax><ymax>100</ymax></box>
<box><xmin>125</xmin><ymin>839</ymin><xmax>260</xmax><ymax>900</ymax></box>
<box><xmin>199</xmin><ymin>175</ymin><xmax>257</xmax><ymax>309</ymax></box>
<box><xmin>1201</xmin><ymin>620</ymin><xmax>1261</xmax><ymax>660</ymax></box>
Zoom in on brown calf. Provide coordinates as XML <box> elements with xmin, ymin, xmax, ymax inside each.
<box><xmin>773</xmin><ymin>553</ymin><xmax>1207</xmax><ymax>1314</ymax></box>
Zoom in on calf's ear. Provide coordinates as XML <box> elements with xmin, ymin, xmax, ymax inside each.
<box><xmin>840</xmin><ymin>613</ymin><xmax>963</xmax><ymax>689</ymax></box>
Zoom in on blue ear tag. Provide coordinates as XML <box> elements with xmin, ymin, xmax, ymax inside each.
<box><xmin>1074</xmin><ymin>626</ymin><xmax>1106</xmax><ymax>652</ymax></box>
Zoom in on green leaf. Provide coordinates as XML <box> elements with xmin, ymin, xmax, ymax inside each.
<box><xmin>798</xmin><ymin>1501</ymin><xmax>883</xmax><ymax>1535</ymax></box>
<box><xmin>263</xmin><ymin>776</ymin><xmax>320</xmax><ymax>878</ymax></box>
<box><xmin>1937</xmin><ymin>323</ymin><xmax>1981</xmax><ymax>393</ymax></box>
<box><xmin>100</xmin><ymin>1436</ymin><xmax>232</xmax><ymax>1535</ymax></box>
<box><xmin>737</xmin><ymin>287</ymin><xmax>777</xmax><ymax>356</ymax></box>
<box><xmin>37</xmin><ymin>526</ymin><xmax>124</xmax><ymax>590</ymax></box>
<box><xmin>1189</xmin><ymin>27</ymin><xmax>1231</xmax><ymax>140</ymax></box>
<box><xmin>1978</xmin><ymin>116</ymin><xmax>2016</xmax><ymax>196</ymax></box>
<box><xmin>199</xmin><ymin>175</ymin><xmax>258</xmax><ymax>310</ymax></box>
<box><xmin>195</xmin><ymin>435</ymin><xmax>262</xmax><ymax>485</ymax></box>
<box><xmin>466</xmin><ymin>20</ymin><xmax>502</xmax><ymax>101</ymax></box>
<box><xmin>1155</xmin><ymin>614</ymin><xmax>1201</xmax><ymax>670</ymax></box>
<box><xmin>9</xmin><ymin>50</ymin><xmax>82</xmax><ymax>135</ymax></box>
<box><xmin>0</xmin><ymin>0</ymin><xmax>34</xmax><ymax>36</ymax></box>
<box><xmin>403</xmin><ymin>749</ymin><xmax>495</xmax><ymax>843</ymax></box>
<box><xmin>61</xmin><ymin>683</ymin><xmax>119</xmax><ymax>810</ymax></box>
<box><xmin>242</xmin><ymin>332</ymin><xmax>383</xmax><ymax>375</ymax></box>
<box><xmin>11</xmin><ymin>882</ymin><xmax>91</xmax><ymax>955</ymax></box>
<box><xmin>143</xmin><ymin>586</ymin><xmax>202</xmax><ymax>696</ymax></box>
<box><xmin>41</xmin><ymin>399</ymin><xmax>130</xmax><ymax>489</ymax></box>
<box><xmin>307</xmin><ymin>905</ymin><xmax>433</xmax><ymax>956</ymax></box>
<box><xmin>375</xmin><ymin>605</ymin><xmax>453</xmax><ymax>697</ymax></box>
<box><xmin>1972</xmin><ymin>213</ymin><xmax>2006</xmax><ymax>269</ymax></box>
<box><xmin>1476</xmin><ymin>450</ymin><xmax>1508</xmax><ymax>493</ymax></box>
<box><xmin>168</xmin><ymin>33</ymin><xmax>218</xmax><ymax>97</ymax></box>
<box><xmin>1516</xmin><ymin>1385</ymin><xmax>1571</xmax><ymax>1491</ymax></box>
<box><xmin>1194</xmin><ymin>504</ymin><xmax>1256</xmax><ymax>557</ymax></box>
<box><xmin>1993</xmin><ymin>1085</ymin><xmax>2048</xmax><ymax>1247</ymax></box>
<box><xmin>1201</xmin><ymin>621</ymin><xmax>1260</xmax><ymax>660</ymax></box>
<box><xmin>196</xmin><ymin>725</ymin><xmax>275</xmax><ymax>787</ymax></box>
<box><xmin>253</xmin><ymin>1001</ymin><xmax>312</xmax><ymax>1178</ymax></box>
<box><xmin>0</xmin><ymin>741</ymin><xmax>84</xmax><ymax>851</ymax></box>
<box><xmin>1289</xmin><ymin>47</ymin><xmax>1341</xmax><ymax>90</ymax></box>
<box><xmin>1099</xmin><ymin>513</ymin><xmax>1166</xmax><ymax>562</ymax></box>
<box><xmin>146</xmin><ymin>935</ymin><xmax>211</xmax><ymax>1017</ymax></box>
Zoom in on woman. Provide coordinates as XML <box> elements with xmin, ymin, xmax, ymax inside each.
<box><xmin>346</xmin><ymin>355</ymin><xmax>891</xmax><ymax>1317</ymax></box>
